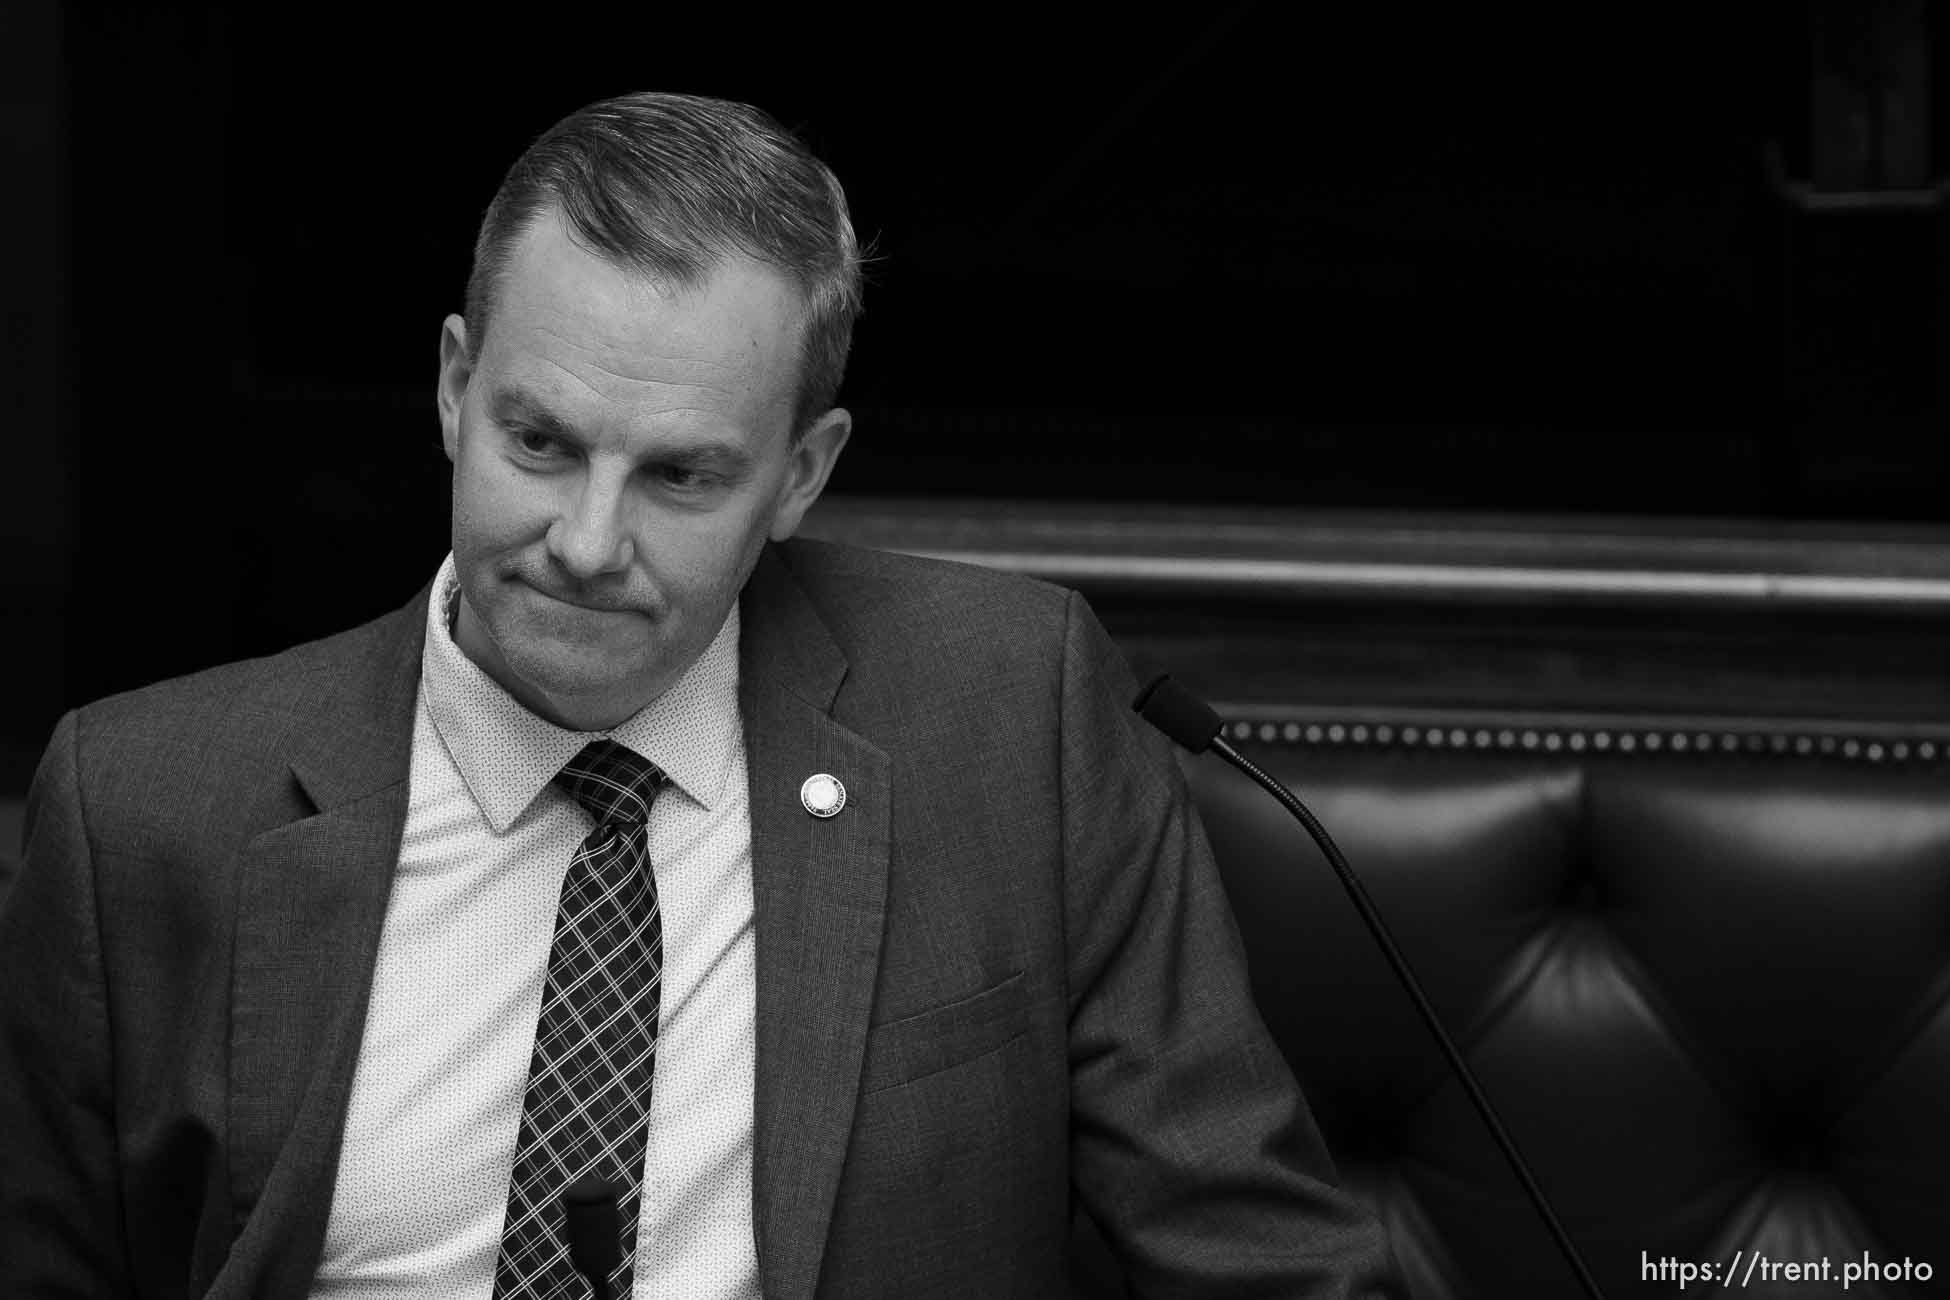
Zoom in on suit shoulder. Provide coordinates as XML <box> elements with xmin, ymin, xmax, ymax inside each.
<box><xmin>76</xmin><ymin>594</ymin><xmax>422</xmax><ymax>737</ymax></box>
<box><xmin>773</xmin><ymin>537</ymin><xmax>1076</xmax><ymax>663</ymax></box>
<box><xmin>59</xmin><ymin>592</ymin><xmax>426</xmax><ymax>831</ymax></box>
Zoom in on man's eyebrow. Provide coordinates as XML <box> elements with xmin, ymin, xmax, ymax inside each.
<box><xmin>488</xmin><ymin>386</ymin><xmax>578</xmax><ymax>439</ymax></box>
<box><xmin>659</xmin><ymin>442</ymin><xmax>757</xmax><ymax>476</ymax></box>
<box><xmin>487</xmin><ymin>384</ymin><xmax>758</xmax><ymax>475</ymax></box>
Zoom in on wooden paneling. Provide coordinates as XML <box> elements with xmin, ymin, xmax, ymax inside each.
<box><xmin>802</xmin><ymin>495</ymin><xmax>1950</xmax><ymax>727</ymax></box>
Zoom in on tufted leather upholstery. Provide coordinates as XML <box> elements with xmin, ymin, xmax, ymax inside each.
<box><xmin>1072</xmin><ymin>734</ymin><xmax>1950</xmax><ymax>1298</ymax></box>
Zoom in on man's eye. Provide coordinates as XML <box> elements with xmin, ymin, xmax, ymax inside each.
<box><xmin>514</xmin><ymin>429</ymin><xmax>559</xmax><ymax>457</ymax></box>
<box><xmin>657</xmin><ymin>466</ymin><xmax>711</xmax><ymax>490</ymax></box>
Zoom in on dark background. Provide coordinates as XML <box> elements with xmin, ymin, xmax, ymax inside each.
<box><xmin>5</xmin><ymin>2</ymin><xmax>1945</xmax><ymax>787</ymax></box>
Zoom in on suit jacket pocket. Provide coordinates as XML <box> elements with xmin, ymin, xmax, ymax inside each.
<box><xmin>859</xmin><ymin>971</ymin><xmax>1027</xmax><ymax>1095</ymax></box>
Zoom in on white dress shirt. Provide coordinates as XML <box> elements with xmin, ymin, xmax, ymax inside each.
<box><xmin>312</xmin><ymin>555</ymin><xmax>759</xmax><ymax>1299</ymax></box>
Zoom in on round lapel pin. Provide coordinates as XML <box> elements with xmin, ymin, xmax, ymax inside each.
<box><xmin>800</xmin><ymin>773</ymin><xmax>846</xmax><ymax>818</ymax></box>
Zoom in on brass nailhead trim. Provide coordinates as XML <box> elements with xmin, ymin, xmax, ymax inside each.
<box><xmin>1224</xmin><ymin>721</ymin><xmax>1946</xmax><ymax>764</ymax></box>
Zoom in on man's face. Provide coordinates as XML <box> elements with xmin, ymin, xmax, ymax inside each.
<box><xmin>436</xmin><ymin>210</ymin><xmax>850</xmax><ymax>731</ymax></box>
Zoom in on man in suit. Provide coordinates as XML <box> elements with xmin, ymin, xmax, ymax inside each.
<box><xmin>0</xmin><ymin>92</ymin><xmax>1399</xmax><ymax>1297</ymax></box>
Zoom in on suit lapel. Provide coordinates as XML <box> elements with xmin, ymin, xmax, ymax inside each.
<box><xmin>212</xmin><ymin>589</ymin><xmax>428</xmax><ymax>1300</ymax></box>
<box><xmin>740</xmin><ymin>546</ymin><xmax>891</xmax><ymax>1300</ymax></box>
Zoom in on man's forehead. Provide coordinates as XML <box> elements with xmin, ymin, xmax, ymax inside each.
<box><xmin>486</xmin><ymin>216</ymin><xmax>801</xmax><ymax>365</ymax></box>
<box><xmin>474</xmin><ymin>236</ymin><xmax>798</xmax><ymax>442</ymax></box>
<box><xmin>500</xmin><ymin>209</ymin><xmax>798</xmax><ymax>320</ymax></box>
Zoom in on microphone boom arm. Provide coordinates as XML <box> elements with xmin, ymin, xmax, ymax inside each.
<box><xmin>1134</xmin><ymin>675</ymin><xmax>1606</xmax><ymax>1300</ymax></box>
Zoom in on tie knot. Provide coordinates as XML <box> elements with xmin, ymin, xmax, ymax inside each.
<box><xmin>555</xmin><ymin>739</ymin><xmax>666</xmax><ymax>827</ymax></box>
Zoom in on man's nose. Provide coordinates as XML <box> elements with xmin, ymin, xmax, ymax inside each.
<box><xmin>547</xmin><ymin>471</ymin><xmax>635</xmax><ymax>579</ymax></box>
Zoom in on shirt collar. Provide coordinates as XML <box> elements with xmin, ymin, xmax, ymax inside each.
<box><xmin>420</xmin><ymin>554</ymin><xmax>742</xmax><ymax>834</ymax></box>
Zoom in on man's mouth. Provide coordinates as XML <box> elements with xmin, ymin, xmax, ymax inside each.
<box><xmin>523</xmin><ymin>580</ymin><xmax>642</xmax><ymax>616</ymax></box>
<box><xmin>518</xmin><ymin>580</ymin><xmax>663</xmax><ymax>623</ymax></box>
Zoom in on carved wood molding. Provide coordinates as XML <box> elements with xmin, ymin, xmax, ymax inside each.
<box><xmin>804</xmin><ymin>495</ymin><xmax>1950</xmax><ymax>613</ymax></box>
<box><xmin>803</xmin><ymin>495</ymin><xmax>1950</xmax><ymax>727</ymax></box>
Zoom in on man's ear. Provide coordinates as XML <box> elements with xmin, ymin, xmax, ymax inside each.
<box><xmin>767</xmin><ymin>407</ymin><xmax>853</xmax><ymax>542</ymax></box>
<box><xmin>437</xmin><ymin>314</ymin><xmax>473</xmax><ymax>461</ymax></box>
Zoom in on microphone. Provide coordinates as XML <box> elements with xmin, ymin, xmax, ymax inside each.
<box><xmin>1133</xmin><ymin>674</ymin><xmax>1607</xmax><ymax>1300</ymax></box>
<box><xmin>561</xmin><ymin>1176</ymin><xmax>623</xmax><ymax>1300</ymax></box>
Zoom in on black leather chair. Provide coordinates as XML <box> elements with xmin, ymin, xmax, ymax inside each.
<box><xmin>1074</xmin><ymin>714</ymin><xmax>1950</xmax><ymax>1298</ymax></box>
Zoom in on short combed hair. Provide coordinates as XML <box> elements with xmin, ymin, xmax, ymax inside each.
<box><xmin>463</xmin><ymin>92</ymin><xmax>865</xmax><ymax>438</ymax></box>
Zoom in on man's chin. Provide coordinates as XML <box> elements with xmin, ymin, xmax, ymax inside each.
<box><xmin>508</xmin><ymin>641</ymin><xmax>647</xmax><ymax>694</ymax></box>
<box><xmin>498</xmin><ymin>667</ymin><xmax>647</xmax><ymax>731</ymax></box>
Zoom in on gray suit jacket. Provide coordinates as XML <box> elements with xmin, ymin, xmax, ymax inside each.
<box><xmin>0</xmin><ymin>539</ymin><xmax>1398</xmax><ymax>1298</ymax></box>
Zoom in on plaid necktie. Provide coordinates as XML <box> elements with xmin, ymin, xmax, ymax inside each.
<box><xmin>493</xmin><ymin>739</ymin><xmax>667</xmax><ymax>1299</ymax></box>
